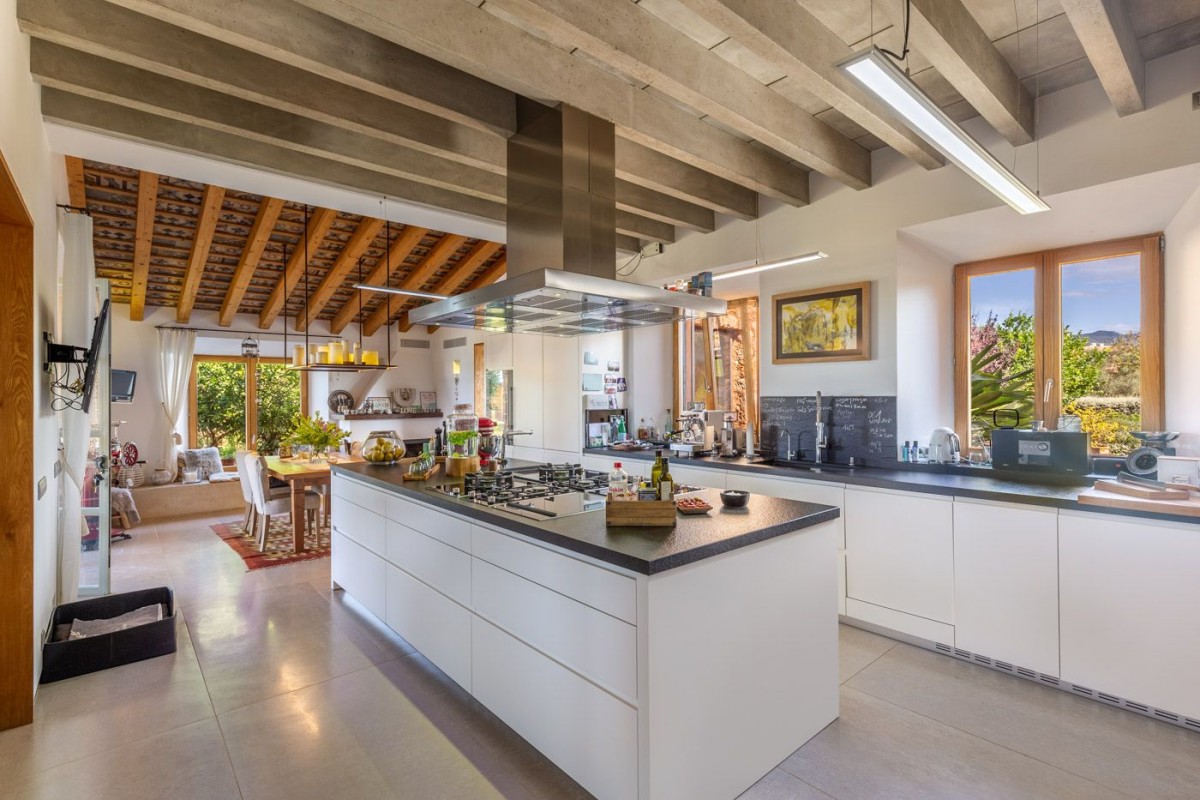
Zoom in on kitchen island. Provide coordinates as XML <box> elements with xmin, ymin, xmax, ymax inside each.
<box><xmin>330</xmin><ymin>461</ymin><xmax>842</xmax><ymax>800</ymax></box>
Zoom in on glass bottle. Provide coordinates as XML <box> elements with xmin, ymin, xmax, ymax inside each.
<box><xmin>447</xmin><ymin>404</ymin><xmax>479</xmax><ymax>460</ymax></box>
<box><xmin>650</xmin><ymin>449</ymin><xmax>664</xmax><ymax>489</ymax></box>
<box><xmin>608</xmin><ymin>462</ymin><xmax>630</xmax><ymax>501</ymax></box>
<box><xmin>658</xmin><ymin>456</ymin><xmax>674</xmax><ymax>500</ymax></box>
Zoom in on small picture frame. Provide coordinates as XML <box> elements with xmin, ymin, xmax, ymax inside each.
<box><xmin>582</xmin><ymin>373</ymin><xmax>604</xmax><ymax>392</ymax></box>
<box><xmin>606</xmin><ymin>360</ymin><xmax>621</xmax><ymax>372</ymax></box>
<box><xmin>772</xmin><ymin>281</ymin><xmax>871</xmax><ymax>364</ymax></box>
<box><xmin>583</xmin><ymin>351</ymin><xmax>600</xmax><ymax>366</ymax></box>
<box><xmin>419</xmin><ymin>391</ymin><xmax>437</xmax><ymax>411</ymax></box>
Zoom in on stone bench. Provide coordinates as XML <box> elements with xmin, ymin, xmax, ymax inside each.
<box><xmin>130</xmin><ymin>479</ymin><xmax>244</xmax><ymax>521</ymax></box>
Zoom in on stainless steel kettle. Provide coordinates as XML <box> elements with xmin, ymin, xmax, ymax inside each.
<box><xmin>929</xmin><ymin>427</ymin><xmax>961</xmax><ymax>463</ymax></box>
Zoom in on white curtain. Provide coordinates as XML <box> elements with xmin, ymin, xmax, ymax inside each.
<box><xmin>58</xmin><ymin>211</ymin><xmax>96</xmax><ymax>604</ymax></box>
<box><xmin>158</xmin><ymin>328</ymin><xmax>196</xmax><ymax>480</ymax></box>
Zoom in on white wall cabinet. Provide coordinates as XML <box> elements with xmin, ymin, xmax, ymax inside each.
<box><xmin>845</xmin><ymin>487</ymin><xmax>954</xmax><ymax>632</ymax></box>
<box><xmin>953</xmin><ymin>499</ymin><xmax>1059</xmax><ymax>676</ymax></box>
<box><xmin>1059</xmin><ymin>511</ymin><xmax>1200</xmax><ymax>720</ymax></box>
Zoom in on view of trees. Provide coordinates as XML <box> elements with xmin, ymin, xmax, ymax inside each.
<box><xmin>970</xmin><ymin>312</ymin><xmax>1141</xmax><ymax>454</ymax></box>
<box><xmin>194</xmin><ymin>360</ymin><xmax>302</xmax><ymax>457</ymax></box>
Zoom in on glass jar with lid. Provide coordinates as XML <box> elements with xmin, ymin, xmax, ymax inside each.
<box><xmin>447</xmin><ymin>404</ymin><xmax>479</xmax><ymax>460</ymax></box>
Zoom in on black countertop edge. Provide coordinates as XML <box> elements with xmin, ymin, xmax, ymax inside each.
<box><xmin>331</xmin><ymin>463</ymin><xmax>841</xmax><ymax>575</ymax></box>
<box><xmin>587</xmin><ymin>448</ymin><xmax>1200</xmax><ymax>526</ymax></box>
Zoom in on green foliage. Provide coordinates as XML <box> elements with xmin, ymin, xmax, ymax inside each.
<box><xmin>255</xmin><ymin>363</ymin><xmax>301</xmax><ymax>454</ymax></box>
<box><xmin>287</xmin><ymin>412</ymin><xmax>349</xmax><ymax>450</ymax></box>
<box><xmin>970</xmin><ymin>340</ymin><xmax>1034</xmax><ymax>446</ymax></box>
<box><xmin>1065</xmin><ymin>399</ymin><xmax>1139</xmax><ymax>455</ymax></box>
<box><xmin>195</xmin><ymin>361</ymin><xmax>247</xmax><ymax>458</ymax></box>
<box><xmin>1098</xmin><ymin>333</ymin><xmax>1141</xmax><ymax>396</ymax></box>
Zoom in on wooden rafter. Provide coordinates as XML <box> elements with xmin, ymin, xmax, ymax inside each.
<box><xmin>176</xmin><ymin>184</ymin><xmax>225</xmax><ymax>323</ymax></box>
<box><xmin>362</xmin><ymin>233</ymin><xmax>467</xmax><ymax>336</ymax></box>
<box><xmin>218</xmin><ymin>196</ymin><xmax>283</xmax><ymax>326</ymax></box>
<box><xmin>417</xmin><ymin>252</ymin><xmax>508</xmax><ymax>334</ymax></box>
<box><xmin>128</xmin><ymin>170</ymin><xmax>159</xmax><ymax>321</ymax></box>
<box><xmin>297</xmin><ymin>216</ymin><xmax>383</xmax><ymax>330</ymax></box>
<box><xmin>330</xmin><ymin>224</ymin><xmax>428</xmax><ymax>334</ymax></box>
<box><xmin>434</xmin><ymin>245</ymin><xmax>503</xmax><ymax>297</ymax></box>
<box><xmin>258</xmin><ymin>206</ymin><xmax>336</xmax><ymax>328</ymax></box>
<box><xmin>65</xmin><ymin>155</ymin><xmax>85</xmax><ymax>208</ymax></box>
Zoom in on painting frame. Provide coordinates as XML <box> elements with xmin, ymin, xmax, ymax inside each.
<box><xmin>771</xmin><ymin>281</ymin><xmax>871</xmax><ymax>364</ymax></box>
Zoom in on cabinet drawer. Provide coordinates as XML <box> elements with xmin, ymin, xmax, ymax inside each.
<box><xmin>472</xmin><ymin>617</ymin><xmax>637</xmax><ymax>800</ymax></box>
<box><xmin>385</xmin><ymin>564</ymin><xmax>472</xmax><ymax>692</ymax></box>
<box><xmin>384</xmin><ymin>495</ymin><xmax>471</xmax><ymax>552</ymax></box>
<box><xmin>332</xmin><ymin>530</ymin><xmax>386</xmax><ymax>621</ymax></box>
<box><xmin>331</xmin><ymin>499</ymin><xmax>386</xmax><ymax>556</ymax></box>
<box><xmin>471</xmin><ymin>526</ymin><xmax>636</xmax><ymax>624</ymax></box>
<box><xmin>331</xmin><ymin>475</ymin><xmax>386</xmax><ymax>515</ymax></box>
<box><xmin>385</xmin><ymin>520</ymin><xmax>471</xmax><ymax>606</ymax></box>
<box><xmin>473</xmin><ymin>559</ymin><xmax>636</xmax><ymax>701</ymax></box>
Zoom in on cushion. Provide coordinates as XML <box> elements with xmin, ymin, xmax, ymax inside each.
<box><xmin>208</xmin><ymin>472</ymin><xmax>239</xmax><ymax>483</ymax></box>
<box><xmin>183</xmin><ymin>447</ymin><xmax>224</xmax><ymax>481</ymax></box>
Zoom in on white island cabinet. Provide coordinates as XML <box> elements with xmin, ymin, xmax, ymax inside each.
<box><xmin>330</xmin><ymin>471</ymin><xmax>840</xmax><ymax>800</ymax></box>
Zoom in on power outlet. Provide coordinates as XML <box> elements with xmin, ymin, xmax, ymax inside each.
<box><xmin>1194</xmin><ymin>90</ymin><xmax>1200</xmax><ymax>110</ymax></box>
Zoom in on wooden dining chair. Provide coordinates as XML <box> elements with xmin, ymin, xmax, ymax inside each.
<box><xmin>247</xmin><ymin>456</ymin><xmax>321</xmax><ymax>552</ymax></box>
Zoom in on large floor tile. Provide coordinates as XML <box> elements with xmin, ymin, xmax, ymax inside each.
<box><xmin>782</xmin><ymin>687</ymin><xmax>1130</xmax><ymax>800</ymax></box>
<box><xmin>0</xmin><ymin>615</ymin><xmax>214</xmax><ymax>780</ymax></box>
<box><xmin>5</xmin><ymin>718</ymin><xmax>241</xmax><ymax>800</ymax></box>
<box><xmin>837</xmin><ymin>624</ymin><xmax>897</xmax><ymax>684</ymax></box>
<box><xmin>739</xmin><ymin>769</ymin><xmax>836</xmax><ymax>799</ymax></box>
<box><xmin>847</xmin><ymin>643</ymin><xmax>1200</xmax><ymax>800</ymax></box>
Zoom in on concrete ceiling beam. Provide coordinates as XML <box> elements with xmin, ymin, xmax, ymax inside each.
<box><xmin>1059</xmin><ymin>0</ymin><xmax>1145</xmax><ymax>116</ymax></box>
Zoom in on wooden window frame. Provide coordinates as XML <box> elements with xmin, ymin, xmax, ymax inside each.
<box><xmin>188</xmin><ymin>355</ymin><xmax>309</xmax><ymax>451</ymax></box>
<box><xmin>954</xmin><ymin>234</ymin><xmax>1164</xmax><ymax>450</ymax></box>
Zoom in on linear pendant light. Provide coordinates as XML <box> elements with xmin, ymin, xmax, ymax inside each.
<box><xmin>838</xmin><ymin>47</ymin><xmax>1050</xmax><ymax>215</ymax></box>
<box><xmin>711</xmin><ymin>251</ymin><xmax>828</xmax><ymax>282</ymax></box>
<box><xmin>352</xmin><ymin>283</ymin><xmax>448</xmax><ymax>301</ymax></box>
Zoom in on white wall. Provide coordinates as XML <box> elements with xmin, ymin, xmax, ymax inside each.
<box><xmin>2</xmin><ymin>0</ymin><xmax>63</xmax><ymax>692</ymax></box>
<box><xmin>1165</xmin><ymin>183</ymin><xmax>1200</xmax><ymax>454</ymax></box>
<box><xmin>895</xmin><ymin>233</ymin><xmax>955</xmax><ymax>443</ymax></box>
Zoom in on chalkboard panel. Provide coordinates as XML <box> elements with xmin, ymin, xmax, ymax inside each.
<box><xmin>760</xmin><ymin>395</ymin><xmax>897</xmax><ymax>467</ymax></box>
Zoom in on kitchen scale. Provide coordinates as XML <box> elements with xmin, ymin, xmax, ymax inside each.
<box><xmin>1125</xmin><ymin>431</ymin><xmax>1179</xmax><ymax>477</ymax></box>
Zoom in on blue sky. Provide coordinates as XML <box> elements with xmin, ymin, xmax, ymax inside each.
<box><xmin>970</xmin><ymin>255</ymin><xmax>1141</xmax><ymax>335</ymax></box>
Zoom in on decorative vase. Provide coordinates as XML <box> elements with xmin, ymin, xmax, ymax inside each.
<box><xmin>310</xmin><ymin>445</ymin><xmax>328</xmax><ymax>462</ymax></box>
<box><xmin>152</xmin><ymin>467</ymin><xmax>171</xmax><ymax>485</ymax></box>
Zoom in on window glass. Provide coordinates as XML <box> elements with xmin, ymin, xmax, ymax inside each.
<box><xmin>1059</xmin><ymin>254</ymin><xmax>1141</xmax><ymax>455</ymax></box>
<box><xmin>968</xmin><ymin>269</ymin><xmax>1036</xmax><ymax>448</ymax></box>
<box><xmin>194</xmin><ymin>360</ymin><xmax>247</xmax><ymax>457</ymax></box>
<box><xmin>255</xmin><ymin>361</ymin><xmax>302</xmax><ymax>454</ymax></box>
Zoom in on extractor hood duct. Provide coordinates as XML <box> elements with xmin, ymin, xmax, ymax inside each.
<box><xmin>409</xmin><ymin>104</ymin><xmax>726</xmax><ymax>335</ymax></box>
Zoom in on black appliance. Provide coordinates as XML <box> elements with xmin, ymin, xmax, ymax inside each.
<box><xmin>991</xmin><ymin>429</ymin><xmax>1090</xmax><ymax>478</ymax></box>
<box><xmin>111</xmin><ymin>369</ymin><xmax>137</xmax><ymax>403</ymax></box>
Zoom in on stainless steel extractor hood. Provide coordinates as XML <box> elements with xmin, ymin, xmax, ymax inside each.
<box><xmin>409</xmin><ymin>104</ymin><xmax>726</xmax><ymax>335</ymax></box>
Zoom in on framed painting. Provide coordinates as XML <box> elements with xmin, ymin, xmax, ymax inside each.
<box><xmin>772</xmin><ymin>281</ymin><xmax>871</xmax><ymax>364</ymax></box>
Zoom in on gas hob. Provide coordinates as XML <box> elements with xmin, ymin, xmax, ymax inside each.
<box><xmin>428</xmin><ymin>463</ymin><xmax>608</xmax><ymax>521</ymax></box>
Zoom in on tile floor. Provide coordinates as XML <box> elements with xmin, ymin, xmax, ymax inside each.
<box><xmin>3</xmin><ymin>512</ymin><xmax>1198</xmax><ymax>799</ymax></box>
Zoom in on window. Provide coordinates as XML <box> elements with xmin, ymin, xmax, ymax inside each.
<box><xmin>189</xmin><ymin>356</ymin><xmax>307</xmax><ymax>457</ymax></box>
<box><xmin>954</xmin><ymin>234</ymin><xmax>1163</xmax><ymax>456</ymax></box>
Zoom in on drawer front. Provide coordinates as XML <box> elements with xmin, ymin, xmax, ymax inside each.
<box><xmin>331</xmin><ymin>475</ymin><xmax>386</xmax><ymax>515</ymax></box>
<box><xmin>385</xmin><ymin>520</ymin><xmax>471</xmax><ymax>606</ymax></box>
<box><xmin>471</xmin><ymin>525</ymin><xmax>636</xmax><ymax>624</ymax></box>
<box><xmin>472</xmin><ymin>617</ymin><xmax>637</xmax><ymax>800</ymax></box>
<box><xmin>385</xmin><ymin>564</ymin><xmax>472</xmax><ymax>692</ymax></box>
<box><xmin>332</xmin><ymin>530</ymin><xmax>386</xmax><ymax>620</ymax></box>
<box><xmin>384</xmin><ymin>494</ymin><xmax>471</xmax><ymax>552</ymax></box>
<box><xmin>473</xmin><ymin>559</ymin><xmax>636</xmax><ymax>701</ymax></box>
<box><xmin>331</xmin><ymin>496</ymin><xmax>386</xmax><ymax>556</ymax></box>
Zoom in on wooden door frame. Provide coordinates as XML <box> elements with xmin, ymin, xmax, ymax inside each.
<box><xmin>188</xmin><ymin>355</ymin><xmax>308</xmax><ymax>450</ymax></box>
<box><xmin>0</xmin><ymin>148</ymin><xmax>35</xmax><ymax>730</ymax></box>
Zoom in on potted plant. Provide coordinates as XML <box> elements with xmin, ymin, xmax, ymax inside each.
<box><xmin>287</xmin><ymin>413</ymin><xmax>350</xmax><ymax>461</ymax></box>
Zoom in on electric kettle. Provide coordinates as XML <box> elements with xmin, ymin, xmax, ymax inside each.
<box><xmin>929</xmin><ymin>427</ymin><xmax>961</xmax><ymax>463</ymax></box>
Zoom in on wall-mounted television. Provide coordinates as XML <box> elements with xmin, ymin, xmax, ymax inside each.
<box><xmin>111</xmin><ymin>370</ymin><xmax>137</xmax><ymax>404</ymax></box>
<box><xmin>78</xmin><ymin>299</ymin><xmax>110</xmax><ymax>412</ymax></box>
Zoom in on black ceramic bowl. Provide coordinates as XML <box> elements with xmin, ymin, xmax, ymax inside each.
<box><xmin>720</xmin><ymin>489</ymin><xmax>750</xmax><ymax>508</ymax></box>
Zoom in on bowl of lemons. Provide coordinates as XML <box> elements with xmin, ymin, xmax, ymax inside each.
<box><xmin>364</xmin><ymin>436</ymin><xmax>403</xmax><ymax>464</ymax></box>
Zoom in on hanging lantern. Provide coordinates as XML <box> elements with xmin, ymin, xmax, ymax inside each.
<box><xmin>241</xmin><ymin>336</ymin><xmax>260</xmax><ymax>358</ymax></box>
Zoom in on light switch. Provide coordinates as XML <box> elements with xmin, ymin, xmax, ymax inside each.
<box><xmin>38</xmin><ymin>476</ymin><xmax>47</xmax><ymax>499</ymax></box>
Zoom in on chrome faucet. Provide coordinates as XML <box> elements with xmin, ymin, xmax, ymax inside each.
<box><xmin>781</xmin><ymin>430</ymin><xmax>792</xmax><ymax>462</ymax></box>
<box><xmin>814</xmin><ymin>392</ymin><xmax>828</xmax><ymax>464</ymax></box>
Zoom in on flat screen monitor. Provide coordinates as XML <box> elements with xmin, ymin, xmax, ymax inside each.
<box><xmin>111</xmin><ymin>369</ymin><xmax>136</xmax><ymax>404</ymax></box>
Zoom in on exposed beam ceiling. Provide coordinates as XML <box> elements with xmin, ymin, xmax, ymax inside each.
<box><xmin>176</xmin><ymin>184</ymin><xmax>224</xmax><ymax>323</ymax></box>
<box><xmin>128</xmin><ymin>170</ymin><xmax>158</xmax><ymax>321</ymax></box>
<box><xmin>362</xmin><ymin>234</ymin><xmax>467</xmax><ymax>336</ymax></box>
<box><xmin>329</xmin><ymin>224</ymin><xmax>427</xmax><ymax>335</ymax></box>
<box><xmin>881</xmin><ymin>0</ymin><xmax>1035</xmax><ymax>146</ymax></box>
<box><xmin>259</xmin><ymin>206</ymin><xmax>336</xmax><ymax>329</ymax></box>
<box><xmin>297</xmin><ymin>216</ymin><xmax>384</xmax><ymax>330</ymax></box>
<box><xmin>65</xmin><ymin>155</ymin><xmax>85</xmax><ymax>208</ymax></box>
<box><xmin>1059</xmin><ymin>0</ymin><xmax>1145</xmax><ymax>115</ymax></box>
<box><xmin>218</xmin><ymin>196</ymin><xmax>283</xmax><ymax>326</ymax></box>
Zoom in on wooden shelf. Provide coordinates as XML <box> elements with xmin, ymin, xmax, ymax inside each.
<box><xmin>337</xmin><ymin>411</ymin><xmax>442</xmax><ymax>420</ymax></box>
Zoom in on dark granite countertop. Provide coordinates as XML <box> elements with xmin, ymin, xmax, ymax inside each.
<box><xmin>586</xmin><ymin>448</ymin><xmax>1200</xmax><ymax>525</ymax></box>
<box><xmin>331</xmin><ymin>461</ymin><xmax>840</xmax><ymax>575</ymax></box>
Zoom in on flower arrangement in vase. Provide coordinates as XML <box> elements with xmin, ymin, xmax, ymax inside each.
<box><xmin>287</xmin><ymin>413</ymin><xmax>350</xmax><ymax>460</ymax></box>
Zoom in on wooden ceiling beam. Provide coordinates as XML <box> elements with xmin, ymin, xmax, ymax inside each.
<box><xmin>404</xmin><ymin>254</ymin><xmax>508</xmax><ymax>336</ymax></box>
<box><xmin>128</xmin><ymin>170</ymin><xmax>158</xmax><ymax>321</ymax></box>
<box><xmin>65</xmin><ymin>155</ymin><xmax>85</xmax><ymax>208</ymax></box>
<box><xmin>218</xmin><ymin>196</ymin><xmax>283</xmax><ymax>326</ymax></box>
<box><xmin>483</xmin><ymin>0</ymin><xmax>869</xmax><ymax>188</ymax></box>
<box><xmin>429</xmin><ymin>243</ymin><xmax>502</xmax><ymax>297</ymax></box>
<box><xmin>879</xmin><ymin>0</ymin><xmax>1035</xmax><ymax>146</ymax></box>
<box><xmin>297</xmin><ymin>216</ymin><xmax>384</xmax><ymax>330</ymax></box>
<box><xmin>674</xmin><ymin>0</ymin><xmax>944</xmax><ymax>170</ymax></box>
<box><xmin>361</xmin><ymin>234</ymin><xmax>467</xmax><ymax>337</ymax></box>
<box><xmin>1059</xmin><ymin>0</ymin><xmax>1145</xmax><ymax>116</ymax></box>
<box><xmin>330</xmin><ymin>224</ymin><xmax>428</xmax><ymax>335</ymax></box>
<box><xmin>175</xmin><ymin>184</ymin><xmax>224</xmax><ymax>323</ymax></box>
<box><xmin>259</xmin><ymin>205</ymin><xmax>336</xmax><ymax>329</ymax></box>
<box><xmin>294</xmin><ymin>0</ymin><xmax>811</xmax><ymax>204</ymax></box>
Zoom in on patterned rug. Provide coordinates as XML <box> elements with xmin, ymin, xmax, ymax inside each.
<box><xmin>211</xmin><ymin>515</ymin><xmax>332</xmax><ymax>570</ymax></box>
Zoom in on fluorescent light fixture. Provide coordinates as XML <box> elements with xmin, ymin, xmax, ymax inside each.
<box><xmin>838</xmin><ymin>47</ymin><xmax>1050</xmax><ymax>215</ymax></box>
<box><xmin>711</xmin><ymin>251</ymin><xmax>829</xmax><ymax>281</ymax></box>
<box><xmin>353</xmin><ymin>283</ymin><xmax>448</xmax><ymax>301</ymax></box>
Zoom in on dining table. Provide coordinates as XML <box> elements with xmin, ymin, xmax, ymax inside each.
<box><xmin>264</xmin><ymin>454</ymin><xmax>364</xmax><ymax>553</ymax></box>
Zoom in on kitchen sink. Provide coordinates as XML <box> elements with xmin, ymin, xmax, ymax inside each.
<box><xmin>750</xmin><ymin>457</ymin><xmax>854</xmax><ymax>473</ymax></box>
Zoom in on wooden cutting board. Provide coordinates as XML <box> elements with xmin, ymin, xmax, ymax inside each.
<box><xmin>1076</xmin><ymin>485</ymin><xmax>1200</xmax><ymax>517</ymax></box>
<box><xmin>1092</xmin><ymin>479</ymin><xmax>1191</xmax><ymax>501</ymax></box>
